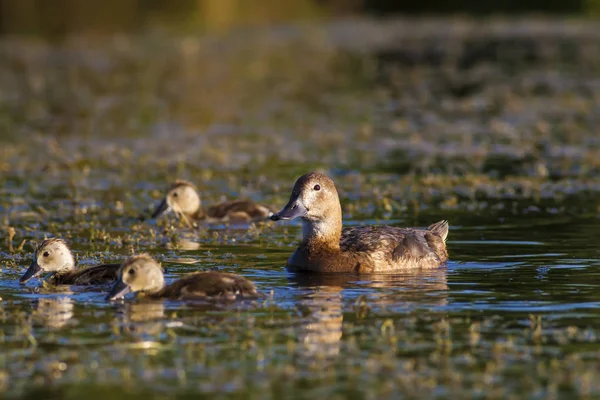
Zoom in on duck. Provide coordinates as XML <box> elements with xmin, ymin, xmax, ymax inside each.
<box><xmin>106</xmin><ymin>254</ymin><xmax>262</xmax><ymax>301</ymax></box>
<box><xmin>270</xmin><ymin>172</ymin><xmax>449</xmax><ymax>273</ymax></box>
<box><xmin>151</xmin><ymin>180</ymin><xmax>273</xmax><ymax>227</ymax></box>
<box><xmin>20</xmin><ymin>238</ymin><xmax>121</xmax><ymax>285</ymax></box>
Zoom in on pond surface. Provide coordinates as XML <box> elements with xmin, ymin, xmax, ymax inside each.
<box><xmin>1</xmin><ymin>209</ymin><xmax>600</xmax><ymax>399</ymax></box>
<box><xmin>1</xmin><ymin>17</ymin><xmax>600</xmax><ymax>399</ymax></box>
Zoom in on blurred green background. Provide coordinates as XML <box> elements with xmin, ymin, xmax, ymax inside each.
<box><xmin>0</xmin><ymin>0</ymin><xmax>598</xmax><ymax>37</ymax></box>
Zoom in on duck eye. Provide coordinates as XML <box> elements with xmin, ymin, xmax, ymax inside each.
<box><xmin>173</xmin><ymin>192</ymin><xmax>178</xmax><ymax>198</ymax></box>
<box><xmin>43</xmin><ymin>251</ymin><xmax>49</xmax><ymax>257</ymax></box>
<box><xmin>313</xmin><ymin>184</ymin><xmax>321</xmax><ymax>191</ymax></box>
<box><xmin>128</xmin><ymin>269</ymin><xmax>135</xmax><ymax>275</ymax></box>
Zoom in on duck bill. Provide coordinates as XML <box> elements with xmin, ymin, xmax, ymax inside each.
<box><xmin>270</xmin><ymin>196</ymin><xmax>307</xmax><ymax>221</ymax></box>
<box><xmin>20</xmin><ymin>261</ymin><xmax>43</xmax><ymax>284</ymax></box>
<box><xmin>151</xmin><ymin>198</ymin><xmax>171</xmax><ymax>219</ymax></box>
<box><xmin>106</xmin><ymin>280</ymin><xmax>131</xmax><ymax>301</ymax></box>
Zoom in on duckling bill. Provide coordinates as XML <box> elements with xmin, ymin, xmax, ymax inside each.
<box><xmin>271</xmin><ymin>171</ymin><xmax>449</xmax><ymax>273</ymax></box>
<box><xmin>151</xmin><ymin>180</ymin><xmax>272</xmax><ymax>227</ymax></box>
<box><xmin>106</xmin><ymin>254</ymin><xmax>262</xmax><ymax>301</ymax></box>
<box><xmin>20</xmin><ymin>238</ymin><xmax>120</xmax><ymax>285</ymax></box>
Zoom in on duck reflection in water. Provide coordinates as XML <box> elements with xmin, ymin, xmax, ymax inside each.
<box><xmin>32</xmin><ymin>297</ymin><xmax>74</xmax><ymax>330</ymax></box>
<box><xmin>116</xmin><ymin>301</ymin><xmax>166</xmax><ymax>339</ymax></box>
<box><xmin>290</xmin><ymin>268</ymin><xmax>448</xmax><ymax>363</ymax></box>
<box><xmin>295</xmin><ymin>285</ymin><xmax>343</xmax><ymax>361</ymax></box>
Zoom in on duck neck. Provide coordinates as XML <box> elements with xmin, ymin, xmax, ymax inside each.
<box><xmin>55</xmin><ymin>254</ymin><xmax>76</xmax><ymax>275</ymax></box>
<box><xmin>145</xmin><ymin>286</ymin><xmax>164</xmax><ymax>296</ymax></box>
<box><xmin>302</xmin><ymin>213</ymin><xmax>342</xmax><ymax>252</ymax></box>
<box><xmin>49</xmin><ymin>263</ymin><xmax>75</xmax><ymax>282</ymax></box>
<box><xmin>193</xmin><ymin>204</ymin><xmax>206</xmax><ymax>220</ymax></box>
<box><xmin>179</xmin><ymin>205</ymin><xmax>205</xmax><ymax>227</ymax></box>
<box><xmin>145</xmin><ymin>283</ymin><xmax>167</xmax><ymax>299</ymax></box>
<box><xmin>147</xmin><ymin>271</ymin><xmax>166</xmax><ymax>295</ymax></box>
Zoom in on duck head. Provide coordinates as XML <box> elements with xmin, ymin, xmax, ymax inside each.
<box><xmin>271</xmin><ymin>172</ymin><xmax>343</xmax><ymax>243</ymax></box>
<box><xmin>152</xmin><ymin>180</ymin><xmax>201</xmax><ymax>221</ymax></box>
<box><xmin>21</xmin><ymin>238</ymin><xmax>75</xmax><ymax>284</ymax></box>
<box><xmin>271</xmin><ymin>172</ymin><xmax>341</xmax><ymax>223</ymax></box>
<box><xmin>106</xmin><ymin>254</ymin><xmax>164</xmax><ymax>300</ymax></box>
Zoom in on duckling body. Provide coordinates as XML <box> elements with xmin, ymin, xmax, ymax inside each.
<box><xmin>48</xmin><ymin>264</ymin><xmax>121</xmax><ymax>285</ymax></box>
<box><xmin>152</xmin><ymin>271</ymin><xmax>260</xmax><ymax>300</ymax></box>
<box><xmin>20</xmin><ymin>238</ymin><xmax>120</xmax><ymax>285</ymax></box>
<box><xmin>151</xmin><ymin>180</ymin><xmax>272</xmax><ymax>227</ymax></box>
<box><xmin>271</xmin><ymin>172</ymin><xmax>449</xmax><ymax>273</ymax></box>
<box><xmin>106</xmin><ymin>254</ymin><xmax>261</xmax><ymax>301</ymax></box>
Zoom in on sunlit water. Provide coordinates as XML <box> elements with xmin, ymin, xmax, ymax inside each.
<box><xmin>1</xmin><ymin>209</ymin><xmax>599</xmax><ymax>399</ymax></box>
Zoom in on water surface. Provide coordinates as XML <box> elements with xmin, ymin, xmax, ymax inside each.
<box><xmin>1</xmin><ymin>210</ymin><xmax>600</xmax><ymax>398</ymax></box>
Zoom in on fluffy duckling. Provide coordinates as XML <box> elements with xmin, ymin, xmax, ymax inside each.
<box><xmin>106</xmin><ymin>254</ymin><xmax>261</xmax><ymax>301</ymax></box>
<box><xmin>20</xmin><ymin>238</ymin><xmax>120</xmax><ymax>285</ymax></box>
<box><xmin>151</xmin><ymin>180</ymin><xmax>272</xmax><ymax>227</ymax></box>
<box><xmin>271</xmin><ymin>172</ymin><xmax>449</xmax><ymax>273</ymax></box>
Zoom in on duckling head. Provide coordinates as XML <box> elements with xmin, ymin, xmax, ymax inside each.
<box><xmin>20</xmin><ymin>238</ymin><xmax>75</xmax><ymax>284</ymax></box>
<box><xmin>271</xmin><ymin>172</ymin><xmax>342</xmax><ymax>240</ymax></box>
<box><xmin>106</xmin><ymin>254</ymin><xmax>164</xmax><ymax>300</ymax></box>
<box><xmin>152</xmin><ymin>180</ymin><xmax>201</xmax><ymax>220</ymax></box>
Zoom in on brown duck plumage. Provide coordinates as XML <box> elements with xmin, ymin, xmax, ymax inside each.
<box><xmin>271</xmin><ymin>172</ymin><xmax>449</xmax><ymax>273</ymax></box>
<box><xmin>154</xmin><ymin>271</ymin><xmax>260</xmax><ymax>300</ymax></box>
<box><xmin>49</xmin><ymin>264</ymin><xmax>121</xmax><ymax>285</ymax></box>
<box><xmin>106</xmin><ymin>254</ymin><xmax>261</xmax><ymax>301</ymax></box>
<box><xmin>20</xmin><ymin>238</ymin><xmax>120</xmax><ymax>285</ymax></box>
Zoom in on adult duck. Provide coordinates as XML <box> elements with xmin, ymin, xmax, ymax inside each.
<box><xmin>271</xmin><ymin>172</ymin><xmax>449</xmax><ymax>273</ymax></box>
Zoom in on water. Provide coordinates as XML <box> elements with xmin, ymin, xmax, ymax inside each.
<box><xmin>2</xmin><ymin>17</ymin><xmax>600</xmax><ymax>399</ymax></box>
<box><xmin>1</xmin><ymin>209</ymin><xmax>599</xmax><ymax>398</ymax></box>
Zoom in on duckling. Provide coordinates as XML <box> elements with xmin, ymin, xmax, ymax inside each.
<box><xmin>106</xmin><ymin>254</ymin><xmax>261</xmax><ymax>301</ymax></box>
<box><xmin>20</xmin><ymin>238</ymin><xmax>120</xmax><ymax>285</ymax></box>
<box><xmin>151</xmin><ymin>180</ymin><xmax>272</xmax><ymax>227</ymax></box>
<box><xmin>271</xmin><ymin>172</ymin><xmax>449</xmax><ymax>273</ymax></box>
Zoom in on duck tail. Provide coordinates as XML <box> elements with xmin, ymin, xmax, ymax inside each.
<box><xmin>428</xmin><ymin>220</ymin><xmax>449</xmax><ymax>242</ymax></box>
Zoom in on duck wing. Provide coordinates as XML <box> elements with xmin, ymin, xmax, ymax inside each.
<box><xmin>54</xmin><ymin>263</ymin><xmax>121</xmax><ymax>285</ymax></box>
<box><xmin>340</xmin><ymin>220</ymin><xmax>449</xmax><ymax>265</ymax></box>
<box><xmin>207</xmin><ymin>200</ymin><xmax>272</xmax><ymax>221</ymax></box>
<box><xmin>160</xmin><ymin>271</ymin><xmax>261</xmax><ymax>300</ymax></box>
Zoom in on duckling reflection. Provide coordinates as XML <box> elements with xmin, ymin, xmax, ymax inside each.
<box><xmin>165</xmin><ymin>237</ymin><xmax>201</xmax><ymax>251</ymax></box>
<box><xmin>290</xmin><ymin>269</ymin><xmax>449</xmax><ymax>363</ymax></box>
<box><xmin>117</xmin><ymin>301</ymin><xmax>166</xmax><ymax>339</ymax></box>
<box><xmin>32</xmin><ymin>297</ymin><xmax>74</xmax><ymax>329</ymax></box>
<box><xmin>127</xmin><ymin>301</ymin><xmax>165</xmax><ymax>322</ymax></box>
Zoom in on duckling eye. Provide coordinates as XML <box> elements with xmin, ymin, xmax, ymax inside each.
<box><xmin>313</xmin><ymin>184</ymin><xmax>321</xmax><ymax>191</ymax></box>
<box><xmin>128</xmin><ymin>269</ymin><xmax>135</xmax><ymax>276</ymax></box>
<box><xmin>173</xmin><ymin>192</ymin><xmax>178</xmax><ymax>198</ymax></box>
<box><xmin>43</xmin><ymin>251</ymin><xmax>49</xmax><ymax>257</ymax></box>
